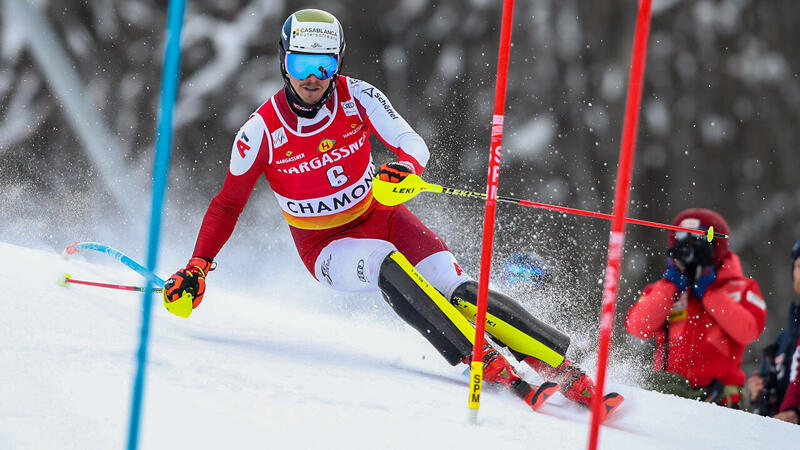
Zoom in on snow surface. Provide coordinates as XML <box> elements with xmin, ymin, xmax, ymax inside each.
<box><xmin>1</xmin><ymin>241</ymin><xmax>798</xmax><ymax>449</ymax></box>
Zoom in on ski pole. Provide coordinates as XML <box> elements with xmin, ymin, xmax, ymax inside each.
<box><xmin>372</xmin><ymin>175</ymin><xmax>726</xmax><ymax>241</ymax></box>
<box><xmin>62</xmin><ymin>241</ymin><xmax>193</xmax><ymax>317</ymax></box>
<box><xmin>59</xmin><ymin>273</ymin><xmax>163</xmax><ymax>293</ymax></box>
<box><xmin>63</xmin><ymin>242</ymin><xmax>166</xmax><ymax>285</ymax></box>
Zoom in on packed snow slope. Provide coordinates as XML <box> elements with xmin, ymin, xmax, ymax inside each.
<box><xmin>0</xmin><ymin>241</ymin><xmax>797</xmax><ymax>449</ymax></box>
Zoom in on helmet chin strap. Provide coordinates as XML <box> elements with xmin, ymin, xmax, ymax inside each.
<box><xmin>282</xmin><ymin>74</ymin><xmax>339</xmax><ymax>119</ymax></box>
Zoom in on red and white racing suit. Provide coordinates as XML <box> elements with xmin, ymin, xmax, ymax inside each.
<box><xmin>192</xmin><ymin>76</ymin><xmax>471</xmax><ymax>296</ymax></box>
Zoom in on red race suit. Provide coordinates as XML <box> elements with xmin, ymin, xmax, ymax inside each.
<box><xmin>192</xmin><ymin>76</ymin><xmax>448</xmax><ymax>273</ymax></box>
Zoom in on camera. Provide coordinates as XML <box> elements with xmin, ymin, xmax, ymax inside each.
<box><xmin>667</xmin><ymin>236</ymin><xmax>714</xmax><ymax>278</ymax></box>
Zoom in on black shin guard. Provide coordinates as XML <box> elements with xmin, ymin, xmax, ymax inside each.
<box><xmin>378</xmin><ymin>252</ymin><xmax>474</xmax><ymax>366</ymax></box>
<box><xmin>450</xmin><ymin>280</ymin><xmax>570</xmax><ymax>367</ymax></box>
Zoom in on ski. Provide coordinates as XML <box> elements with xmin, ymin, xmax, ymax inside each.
<box><xmin>471</xmin><ymin>344</ymin><xmax>560</xmax><ymax>413</ymax></box>
<box><xmin>597</xmin><ymin>392</ymin><xmax>625</xmax><ymax>422</ymax></box>
<box><xmin>510</xmin><ymin>379</ymin><xmax>560</xmax><ymax>411</ymax></box>
<box><xmin>519</xmin><ymin>355</ymin><xmax>624</xmax><ymax>420</ymax></box>
<box><xmin>554</xmin><ymin>390</ymin><xmax>625</xmax><ymax>421</ymax></box>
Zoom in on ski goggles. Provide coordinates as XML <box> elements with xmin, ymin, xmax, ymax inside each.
<box><xmin>285</xmin><ymin>53</ymin><xmax>339</xmax><ymax>80</ymax></box>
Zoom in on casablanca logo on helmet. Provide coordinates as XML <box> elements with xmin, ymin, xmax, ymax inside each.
<box><xmin>292</xmin><ymin>28</ymin><xmax>339</xmax><ymax>40</ymax></box>
<box><xmin>318</xmin><ymin>138</ymin><xmax>336</xmax><ymax>153</ymax></box>
<box><xmin>293</xmin><ymin>27</ymin><xmax>338</xmax><ymax>39</ymax></box>
<box><xmin>289</xmin><ymin>21</ymin><xmax>340</xmax><ymax>52</ymax></box>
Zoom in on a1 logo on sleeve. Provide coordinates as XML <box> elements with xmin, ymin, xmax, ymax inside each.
<box><xmin>230</xmin><ymin>116</ymin><xmax>264</xmax><ymax>176</ymax></box>
<box><xmin>236</xmin><ymin>133</ymin><xmax>251</xmax><ymax>157</ymax></box>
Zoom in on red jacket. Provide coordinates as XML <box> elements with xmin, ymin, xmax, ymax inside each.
<box><xmin>780</xmin><ymin>335</ymin><xmax>800</xmax><ymax>412</ymax></box>
<box><xmin>626</xmin><ymin>252</ymin><xmax>766</xmax><ymax>388</ymax></box>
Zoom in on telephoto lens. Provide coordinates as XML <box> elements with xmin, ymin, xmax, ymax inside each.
<box><xmin>668</xmin><ymin>238</ymin><xmax>696</xmax><ymax>268</ymax></box>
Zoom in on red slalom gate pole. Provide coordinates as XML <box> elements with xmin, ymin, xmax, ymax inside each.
<box><xmin>61</xmin><ymin>275</ymin><xmax>163</xmax><ymax>293</ymax></box>
<box><xmin>468</xmin><ymin>0</ymin><xmax>515</xmax><ymax>423</ymax></box>
<box><xmin>588</xmin><ymin>1</ymin><xmax>652</xmax><ymax>448</ymax></box>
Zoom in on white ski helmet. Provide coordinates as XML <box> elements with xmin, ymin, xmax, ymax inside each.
<box><xmin>279</xmin><ymin>9</ymin><xmax>346</xmax><ymax>116</ymax></box>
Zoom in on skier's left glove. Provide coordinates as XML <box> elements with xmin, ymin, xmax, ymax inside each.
<box><xmin>377</xmin><ymin>161</ymin><xmax>414</xmax><ymax>183</ymax></box>
<box><xmin>163</xmin><ymin>256</ymin><xmax>214</xmax><ymax>318</ymax></box>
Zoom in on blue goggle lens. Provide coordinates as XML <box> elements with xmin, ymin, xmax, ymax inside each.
<box><xmin>285</xmin><ymin>53</ymin><xmax>338</xmax><ymax>80</ymax></box>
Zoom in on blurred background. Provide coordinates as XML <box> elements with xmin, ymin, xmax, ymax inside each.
<box><xmin>1</xmin><ymin>0</ymin><xmax>798</xmax><ymax>372</ymax></box>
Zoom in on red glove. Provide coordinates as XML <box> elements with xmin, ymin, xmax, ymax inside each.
<box><xmin>377</xmin><ymin>161</ymin><xmax>414</xmax><ymax>183</ymax></box>
<box><xmin>163</xmin><ymin>257</ymin><xmax>214</xmax><ymax>318</ymax></box>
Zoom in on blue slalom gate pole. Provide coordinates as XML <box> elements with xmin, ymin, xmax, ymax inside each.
<box><xmin>127</xmin><ymin>1</ymin><xmax>187</xmax><ymax>449</ymax></box>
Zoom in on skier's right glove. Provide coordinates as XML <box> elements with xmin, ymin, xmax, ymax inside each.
<box><xmin>377</xmin><ymin>161</ymin><xmax>414</xmax><ymax>183</ymax></box>
<box><xmin>662</xmin><ymin>257</ymin><xmax>688</xmax><ymax>292</ymax></box>
<box><xmin>163</xmin><ymin>256</ymin><xmax>214</xmax><ymax>318</ymax></box>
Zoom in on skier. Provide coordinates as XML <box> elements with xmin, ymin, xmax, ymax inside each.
<box><xmin>625</xmin><ymin>208</ymin><xmax>766</xmax><ymax>408</ymax></box>
<box><xmin>163</xmin><ymin>8</ymin><xmax>617</xmax><ymax>414</ymax></box>
<box><xmin>746</xmin><ymin>239</ymin><xmax>800</xmax><ymax>422</ymax></box>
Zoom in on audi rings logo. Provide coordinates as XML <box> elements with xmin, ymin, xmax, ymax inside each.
<box><xmin>357</xmin><ymin>259</ymin><xmax>367</xmax><ymax>283</ymax></box>
<box><xmin>321</xmin><ymin>255</ymin><xmax>333</xmax><ymax>285</ymax></box>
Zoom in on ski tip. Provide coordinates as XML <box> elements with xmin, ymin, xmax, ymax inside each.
<box><xmin>527</xmin><ymin>381</ymin><xmax>559</xmax><ymax>411</ymax></box>
<box><xmin>599</xmin><ymin>392</ymin><xmax>625</xmax><ymax>422</ymax></box>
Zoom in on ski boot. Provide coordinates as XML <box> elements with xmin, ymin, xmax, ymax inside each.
<box><xmin>523</xmin><ymin>356</ymin><xmax>624</xmax><ymax>420</ymax></box>
<box><xmin>467</xmin><ymin>345</ymin><xmax>559</xmax><ymax>411</ymax></box>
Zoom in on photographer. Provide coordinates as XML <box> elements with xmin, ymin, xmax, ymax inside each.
<box><xmin>746</xmin><ymin>239</ymin><xmax>800</xmax><ymax>423</ymax></box>
<box><xmin>625</xmin><ymin>209</ymin><xmax>766</xmax><ymax>408</ymax></box>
